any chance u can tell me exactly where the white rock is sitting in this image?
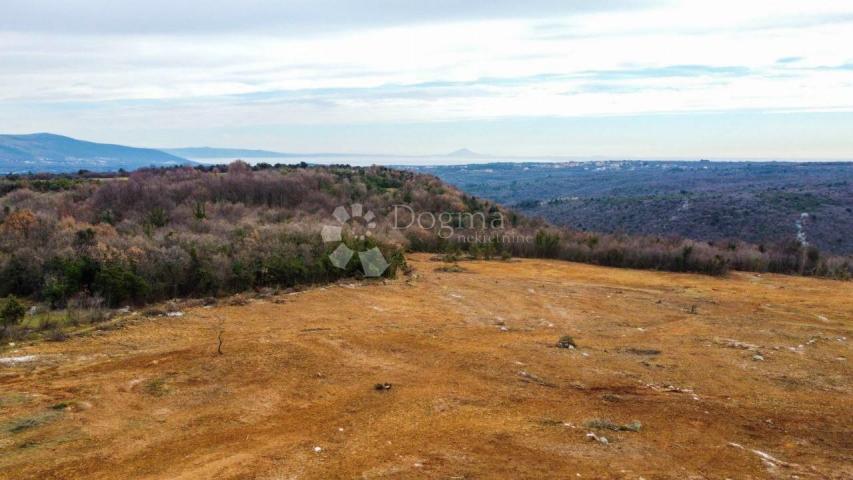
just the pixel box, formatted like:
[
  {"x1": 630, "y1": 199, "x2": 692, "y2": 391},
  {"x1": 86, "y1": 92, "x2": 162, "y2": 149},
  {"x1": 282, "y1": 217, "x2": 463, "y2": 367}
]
[{"x1": 0, "y1": 355, "x2": 37, "y2": 364}]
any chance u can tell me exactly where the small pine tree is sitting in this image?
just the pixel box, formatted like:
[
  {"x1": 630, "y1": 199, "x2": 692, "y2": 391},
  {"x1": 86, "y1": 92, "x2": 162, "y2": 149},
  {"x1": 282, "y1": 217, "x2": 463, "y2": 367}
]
[
  {"x1": 193, "y1": 201, "x2": 206, "y2": 220},
  {"x1": 534, "y1": 230, "x2": 560, "y2": 258},
  {"x1": 145, "y1": 207, "x2": 169, "y2": 228}
]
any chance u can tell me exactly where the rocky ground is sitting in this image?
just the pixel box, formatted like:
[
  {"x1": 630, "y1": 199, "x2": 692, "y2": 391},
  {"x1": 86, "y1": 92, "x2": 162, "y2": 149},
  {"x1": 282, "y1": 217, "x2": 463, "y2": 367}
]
[{"x1": 0, "y1": 254, "x2": 850, "y2": 479}]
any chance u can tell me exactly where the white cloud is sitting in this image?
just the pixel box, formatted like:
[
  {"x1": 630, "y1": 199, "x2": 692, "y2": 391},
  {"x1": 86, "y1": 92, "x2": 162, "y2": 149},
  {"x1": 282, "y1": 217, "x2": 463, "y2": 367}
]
[
  {"x1": 0, "y1": 0, "x2": 851, "y2": 155},
  {"x1": 0, "y1": 0, "x2": 648, "y2": 34}
]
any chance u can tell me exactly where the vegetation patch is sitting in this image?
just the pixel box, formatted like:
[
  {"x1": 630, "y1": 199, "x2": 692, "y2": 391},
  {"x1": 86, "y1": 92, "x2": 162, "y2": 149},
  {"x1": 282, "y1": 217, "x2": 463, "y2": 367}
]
[
  {"x1": 584, "y1": 418, "x2": 642, "y2": 432},
  {"x1": 536, "y1": 418, "x2": 566, "y2": 427},
  {"x1": 4, "y1": 411, "x2": 61, "y2": 434},
  {"x1": 435, "y1": 264, "x2": 467, "y2": 273},
  {"x1": 556, "y1": 335, "x2": 577, "y2": 349},
  {"x1": 621, "y1": 347, "x2": 661, "y2": 356},
  {"x1": 0, "y1": 393, "x2": 30, "y2": 408},
  {"x1": 143, "y1": 377, "x2": 171, "y2": 397}
]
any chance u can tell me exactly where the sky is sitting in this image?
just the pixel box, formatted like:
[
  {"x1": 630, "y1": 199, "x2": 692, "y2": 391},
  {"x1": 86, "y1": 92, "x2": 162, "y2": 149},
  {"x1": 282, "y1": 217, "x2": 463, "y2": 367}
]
[{"x1": 1, "y1": 0, "x2": 852, "y2": 159}]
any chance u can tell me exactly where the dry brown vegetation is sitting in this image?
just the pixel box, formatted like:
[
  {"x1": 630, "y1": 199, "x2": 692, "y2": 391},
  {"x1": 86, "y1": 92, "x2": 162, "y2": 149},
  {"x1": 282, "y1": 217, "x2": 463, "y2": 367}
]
[
  {"x1": 1, "y1": 163, "x2": 847, "y2": 313},
  {"x1": 1, "y1": 254, "x2": 850, "y2": 479}
]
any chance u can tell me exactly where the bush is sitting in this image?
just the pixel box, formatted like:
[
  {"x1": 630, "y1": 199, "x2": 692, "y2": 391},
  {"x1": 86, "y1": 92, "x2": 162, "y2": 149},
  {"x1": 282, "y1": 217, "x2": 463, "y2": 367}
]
[
  {"x1": 0, "y1": 251, "x2": 44, "y2": 297},
  {"x1": 94, "y1": 263, "x2": 149, "y2": 307},
  {"x1": 1, "y1": 296, "x2": 26, "y2": 330},
  {"x1": 534, "y1": 230, "x2": 560, "y2": 258}
]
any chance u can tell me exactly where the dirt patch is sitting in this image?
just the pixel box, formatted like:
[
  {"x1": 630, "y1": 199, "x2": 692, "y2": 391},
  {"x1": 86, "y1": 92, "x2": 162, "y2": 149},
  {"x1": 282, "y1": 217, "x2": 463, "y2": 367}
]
[{"x1": 0, "y1": 254, "x2": 850, "y2": 479}]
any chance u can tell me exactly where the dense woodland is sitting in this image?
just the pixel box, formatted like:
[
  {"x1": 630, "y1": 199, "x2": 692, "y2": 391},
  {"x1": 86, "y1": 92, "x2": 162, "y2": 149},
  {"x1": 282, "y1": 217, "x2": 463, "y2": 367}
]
[
  {"x1": 0, "y1": 162, "x2": 850, "y2": 338},
  {"x1": 413, "y1": 161, "x2": 853, "y2": 255}
]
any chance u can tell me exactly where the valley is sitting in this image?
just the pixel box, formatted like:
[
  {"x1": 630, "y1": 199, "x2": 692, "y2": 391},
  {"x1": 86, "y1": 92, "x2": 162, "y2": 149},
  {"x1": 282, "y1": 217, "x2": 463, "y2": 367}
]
[{"x1": 413, "y1": 161, "x2": 853, "y2": 255}]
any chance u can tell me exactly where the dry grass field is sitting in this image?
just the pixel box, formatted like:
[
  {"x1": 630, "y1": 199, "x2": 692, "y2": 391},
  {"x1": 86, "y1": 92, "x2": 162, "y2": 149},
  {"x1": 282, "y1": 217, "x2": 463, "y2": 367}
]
[{"x1": 1, "y1": 254, "x2": 851, "y2": 479}]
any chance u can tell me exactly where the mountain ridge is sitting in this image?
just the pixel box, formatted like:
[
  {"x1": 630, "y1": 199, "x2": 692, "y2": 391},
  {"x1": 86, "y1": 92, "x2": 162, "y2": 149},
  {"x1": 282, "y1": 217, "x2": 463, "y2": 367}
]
[
  {"x1": 0, "y1": 133, "x2": 192, "y2": 173},
  {"x1": 166, "y1": 146, "x2": 492, "y2": 160},
  {"x1": 164, "y1": 147, "x2": 302, "y2": 158}
]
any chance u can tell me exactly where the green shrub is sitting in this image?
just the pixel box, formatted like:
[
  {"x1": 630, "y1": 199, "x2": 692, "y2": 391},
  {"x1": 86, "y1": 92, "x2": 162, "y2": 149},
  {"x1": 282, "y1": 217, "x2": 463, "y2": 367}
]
[
  {"x1": 94, "y1": 263, "x2": 149, "y2": 307},
  {"x1": 1, "y1": 296, "x2": 26, "y2": 329},
  {"x1": 534, "y1": 230, "x2": 560, "y2": 258},
  {"x1": 145, "y1": 207, "x2": 169, "y2": 228},
  {"x1": 0, "y1": 253, "x2": 43, "y2": 297}
]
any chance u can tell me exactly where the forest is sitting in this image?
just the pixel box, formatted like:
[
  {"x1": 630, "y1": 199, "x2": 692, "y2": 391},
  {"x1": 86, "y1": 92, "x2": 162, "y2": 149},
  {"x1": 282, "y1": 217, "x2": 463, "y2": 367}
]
[{"x1": 414, "y1": 161, "x2": 853, "y2": 255}]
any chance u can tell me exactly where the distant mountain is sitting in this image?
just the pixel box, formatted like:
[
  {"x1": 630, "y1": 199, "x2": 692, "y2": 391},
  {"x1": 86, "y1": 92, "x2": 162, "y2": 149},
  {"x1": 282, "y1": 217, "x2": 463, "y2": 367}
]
[
  {"x1": 445, "y1": 148, "x2": 486, "y2": 158},
  {"x1": 165, "y1": 147, "x2": 397, "y2": 160},
  {"x1": 166, "y1": 146, "x2": 494, "y2": 161},
  {"x1": 0, "y1": 133, "x2": 192, "y2": 173},
  {"x1": 163, "y1": 147, "x2": 290, "y2": 158}
]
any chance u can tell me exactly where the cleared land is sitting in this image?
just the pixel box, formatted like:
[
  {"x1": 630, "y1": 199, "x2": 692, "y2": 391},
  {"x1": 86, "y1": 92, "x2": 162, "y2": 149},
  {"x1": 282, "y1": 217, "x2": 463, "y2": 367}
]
[{"x1": 1, "y1": 254, "x2": 851, "y2": 479}]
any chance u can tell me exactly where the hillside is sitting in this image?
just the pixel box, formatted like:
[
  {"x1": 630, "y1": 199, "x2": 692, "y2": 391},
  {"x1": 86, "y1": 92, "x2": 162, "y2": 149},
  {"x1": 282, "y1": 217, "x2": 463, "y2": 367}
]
[
  {"x1": 1, "y1": 255, "x2": 850, "y2": 478},
  {"x1": 0, "y1": 163, "x2": 849, "y2": 320},
  {"x1": 0, "y1": 134, "x2": 191, "y2": 173},
  {"x1": 412, "y1": 161, "x2": 853, "y2": 255}
]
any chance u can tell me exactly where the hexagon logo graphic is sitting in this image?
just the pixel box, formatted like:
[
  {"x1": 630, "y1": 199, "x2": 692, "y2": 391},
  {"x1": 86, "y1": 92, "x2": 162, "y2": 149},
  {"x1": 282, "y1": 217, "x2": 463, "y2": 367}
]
[{"x1": 321, "y1": 203, "x2": 389, "y2": 277}]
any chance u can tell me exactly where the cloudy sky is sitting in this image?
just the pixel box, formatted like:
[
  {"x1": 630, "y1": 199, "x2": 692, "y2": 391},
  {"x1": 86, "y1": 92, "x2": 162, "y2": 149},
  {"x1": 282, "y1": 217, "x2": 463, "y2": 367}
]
[{"x1": 1, "y1": 0, "x2": 852, "y2": 159}]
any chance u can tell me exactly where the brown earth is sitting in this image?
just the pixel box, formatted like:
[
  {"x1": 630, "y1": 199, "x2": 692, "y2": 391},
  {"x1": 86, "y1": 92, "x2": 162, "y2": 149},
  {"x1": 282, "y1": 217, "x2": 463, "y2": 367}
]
[{"x1": 1, "y1": 254, "x2": 851, "y2": 479}]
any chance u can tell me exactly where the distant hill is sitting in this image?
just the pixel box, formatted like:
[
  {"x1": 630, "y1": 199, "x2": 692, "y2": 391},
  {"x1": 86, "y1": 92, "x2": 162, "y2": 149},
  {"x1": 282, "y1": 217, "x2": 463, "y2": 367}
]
[
  {"x1": 445, "y1": 148, "x2": 486, "y2": 158},
  {"x1": 0, "y1": 133, "x2": 192, "y2": 173}
]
